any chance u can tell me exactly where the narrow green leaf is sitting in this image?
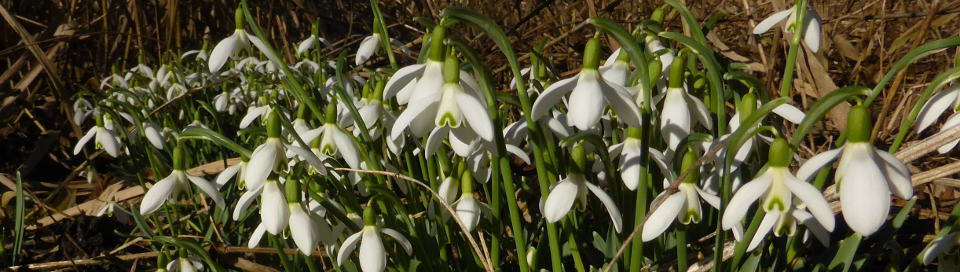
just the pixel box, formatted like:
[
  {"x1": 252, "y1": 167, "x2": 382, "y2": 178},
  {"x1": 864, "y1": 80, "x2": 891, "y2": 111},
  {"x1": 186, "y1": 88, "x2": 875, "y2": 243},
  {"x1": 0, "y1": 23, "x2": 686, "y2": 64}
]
[
  {"x1": 726, "y1": 97, "x2": 790, "y2": 167},
  {"x1": 664, "y1": 0, "x2": 709, "y2": 47},
  {"x1": 893, "y1": 197, "x2": 917, "y2": 229},
  {"x1": 828, "y1": 234, "x2": 863, "y2": 272},
  {"x1": 180, "y1": 127, "x2": 252, "y2": 158},
  {"x1": 12, "y1": 172, "x2": 25, "y2": 265},
  {"x1": 866, "y1": 37, "x2": 960, "y2": 106},
  {"x1": 790, "y1": 87, "x2": 871, "y2": 148}
]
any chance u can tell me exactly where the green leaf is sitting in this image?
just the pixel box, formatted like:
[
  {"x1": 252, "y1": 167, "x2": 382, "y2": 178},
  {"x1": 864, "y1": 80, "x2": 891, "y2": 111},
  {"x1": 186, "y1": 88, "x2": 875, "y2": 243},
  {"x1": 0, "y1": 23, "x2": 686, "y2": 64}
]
[
  {"x1": 726, "y1": 97, "x2": 790, "y2": 167},
  {"x1": 893, "y1": 197, "x2": 917, "y2": 229},
  {"x1": 664, "y1": 0, "x2": 709, "y2": 47},
  {"x1": 179, "y1": 127, "x2": 252, "y2": 158},
  {"x1": 739, "y1": 251, "x2": 762, "y2": 272},
  {"x1": 889, "y1": 67, "x2": 960, "y2": 152},
  {"x1": 790, "y1": 87, "x2": 871, "y2": 148},
  {"x1": 828, "y1": 234, "x2": 863, "y2": 272},
  {"x1": 866, "y1": 37, "x2": 960, "y2": 106},
  {"x1": 12, "y1": 172, "x2": 24, "y2": 265},
  {"x1": 587, "y1": 18, "x2": 652, "y2": 111}
]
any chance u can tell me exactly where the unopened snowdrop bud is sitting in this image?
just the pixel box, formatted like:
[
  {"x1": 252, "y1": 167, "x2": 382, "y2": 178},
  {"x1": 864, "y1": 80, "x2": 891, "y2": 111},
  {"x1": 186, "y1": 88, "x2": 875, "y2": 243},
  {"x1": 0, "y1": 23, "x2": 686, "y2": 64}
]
[
  {"x1": 583, "y1": 37, "x2": 602, "y2": 70},
  {"x1": 443, "y1": 51, "x2": 460, "y2": 84},
  {"x1": 668, "y1": 53, "x2": 685, "y2": 89},
  {"x1": 454, "y1": 173, "x2": 482, "y2": 232},
  {"x1": 234, "y1": 7, "x2": 244, "y2": 30},
  {"x1": 428, "y1": 26, "x2": 447, "y2": 62}
]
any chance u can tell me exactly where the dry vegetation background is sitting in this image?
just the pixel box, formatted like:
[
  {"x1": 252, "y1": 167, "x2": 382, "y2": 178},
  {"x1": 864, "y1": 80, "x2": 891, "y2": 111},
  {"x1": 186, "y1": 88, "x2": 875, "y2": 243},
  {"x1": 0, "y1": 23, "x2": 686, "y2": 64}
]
[{"x1": 2, "y1": 0, "x2": 960, "y2": 269}]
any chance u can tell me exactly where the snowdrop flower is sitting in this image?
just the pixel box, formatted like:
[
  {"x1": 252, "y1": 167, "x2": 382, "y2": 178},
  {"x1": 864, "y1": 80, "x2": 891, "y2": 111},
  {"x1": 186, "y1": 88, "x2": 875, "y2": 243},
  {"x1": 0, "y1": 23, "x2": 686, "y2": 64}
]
[
  {"x1": 922, "y1": 232, "x2": 960, "y2": 269},
  {"x1": 796, "y1": 105, "x2": 913, "y2": 236},
  {"x1": 143, "y1": 122, "x2": 166, "y2": 149},
  {"x1": 72, "y1": 98, "x2": 94, "y2": 125},
  {"x1": 722, "y1": 138, "x2": 834, "y2": 251},
  {"x1": 382, "y1": 26, "x2": 447, "y2": 110},
  {"x1": 543, "y1": 144, "x2": 623, "y2": 233},
  {"x1": 726, "y1": 92, "x2": 805, "y2": 167},
  {"x1": 208, "y1": 8, "x2": 279, "y2": 73},
  {"x1": 314, "y1": 101, "x2": 361, "y2": 171},
  {"x1": 607, "y1": 127, "x2": 645, "y2": 190},
  {"x1": 642, "y1": 150, "x2": 721, "y2": 241},
  {"x1": 753, "y1": 4, "x2": 822, "y2": 52},
  {"x1": 245, "y1": 111, "x2": 326, "y2": 192},
  {"x1": 214, "y1": 159, "x2": 246, "y2": 189},
  {"x1": 915, "y1": 82, "x2": 960, "y2": 153},
  {"x1": 355, "y1": 33, "x2": 382, "y2": 66},
  {"x1": 140, "y1": 144, "x2": 225, "y2": 215},
  {"x1": 531, "y1": 37, "x2": 642, "y2": 130},
  {"x1": 337, "y1": 206, "x2": 413, "y2": 272},
  {"x1": 74, "y1": 114, "x2": 122, "y2": 157},
  {"x1": 297, "y1": 24, "x2": 331, "y2": 56},
  {"x1": 660, "y1": 53, "x2": 712, "y2": 152},
  {"x1": 284, "y1": 180, "x2": 324, "y2": 255},
  {"x1": 400, "y1": 53, "x2": 494, "y2": 158},
  {"x1": 213, "y1": 91, "x2": 230, "y2": 112},
  {"x1": 165, "y1": 255, "x2": 203, "y2": 272},
  {"x1": 599, "y1": 48, "x2": 630, "y2": 87}
]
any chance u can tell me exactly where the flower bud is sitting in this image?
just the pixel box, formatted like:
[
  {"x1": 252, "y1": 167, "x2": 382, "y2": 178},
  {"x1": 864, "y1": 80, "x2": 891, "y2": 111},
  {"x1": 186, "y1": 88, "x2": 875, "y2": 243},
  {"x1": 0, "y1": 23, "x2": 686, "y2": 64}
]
[
  {"x1": 234, "y1": 7, "x2": 244, "y2": 30},
  {"x1": 681, "y1": 149, "x2": 699, "y2": 184},
  {"x1": 443, "y1": 52, "x2": 460, "y2": 84},
  {"x1": 285, "y1": 179, "x2": 301, "y2": 203},
  {"x1": 266, "y1": 110, "x2": 281, "y2": 138},
  {"x1": 324, "y1": 99, "x2": 338, "y2": 124},
  {"x1": 363, "y1": 205, "x2": 377, "y2": 226}
]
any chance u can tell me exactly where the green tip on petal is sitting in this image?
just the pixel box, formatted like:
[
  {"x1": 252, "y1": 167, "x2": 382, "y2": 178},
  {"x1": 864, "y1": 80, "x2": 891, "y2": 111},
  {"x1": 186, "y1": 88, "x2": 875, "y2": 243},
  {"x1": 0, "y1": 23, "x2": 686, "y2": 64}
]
[
  {"x1": 846, "y1": 105, "x2": 873, "y2": 143},
  {"x1": 681, "y1": 149, "x2": 699, "y2": 184},
  {"x1": 428, "y1": 26, "x2": 447, "y2": 62},
  {"x1": 768, "y1": 137, "x2": 792, "y2": 168},
  {"x1": 363, "y1": 204, "x2": 377, "y2": 226},
  {"x1": 266, "y1": 110, "x2": 281, "y2": 138},
  {"x1": 627, "y1": 127, "x2": 643, "y2": 139},
  {"x1": 583, "y1": 37, "x2": 602, "y2": 70},
  {"x1": 324, "y1": 100, "x2": 338, "y2": 124},
  {"x1": 443, "y1": 52, "x2": 460, "y2": 84},
  {"x1": 669, "y1": 53, "x2": 686, "y2": 88}
]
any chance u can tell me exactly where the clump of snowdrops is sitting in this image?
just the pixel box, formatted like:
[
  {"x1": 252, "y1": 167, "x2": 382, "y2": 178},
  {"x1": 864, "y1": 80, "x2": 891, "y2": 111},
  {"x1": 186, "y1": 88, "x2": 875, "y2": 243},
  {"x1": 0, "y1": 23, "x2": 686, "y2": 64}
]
[{"x1": 72, "y1": 0, "x2": 960, "y2": 271}]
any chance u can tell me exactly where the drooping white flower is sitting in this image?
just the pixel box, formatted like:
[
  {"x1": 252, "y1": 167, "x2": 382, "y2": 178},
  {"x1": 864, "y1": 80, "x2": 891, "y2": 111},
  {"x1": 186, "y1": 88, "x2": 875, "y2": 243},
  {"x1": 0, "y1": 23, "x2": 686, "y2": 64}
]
[
  {"x1": 753, "y1": 4, "x2": 822, "y2": 52},
  {"x1": 313, "y1": 104, "x2": 362, "y2": 171},
  {"x1": 531, "y1": 38, "x2": 642, "y2": 130},
  {"x1": 796, "y1": 105, "x2": 913, "y2": 236},
  {"x1": 208, "y1": 9, "x2": 280, "y2": 74},
  {"x1": 607, "y1": 127, "x2": 645, "y2": 190},
  {"x1": 337, "y1": 207, "x2": 413, "y2": 272},
  {"x1": 641, "y1": 150, "x2": 728, "y2": 241},
  {"x1": 355, "y1": 34, "x2": 381, "y2": 66},
  {"x1": 599, "y1": 48, "x2": 630, "y2": 88},
  {"x1": 143, "y1": 122, "x2": 166, "y2": 149},
  {"x1": 722, "y1": 138, "x2": 834, "y2": 251},
  {"x1": 297, "y1": 34, "x2": 330, "y2": 56},
  {"x1": 915, "y1": 82, "x2": 960, "y2": 153},
  {"x1": 140, "y1": 145, "x2": 225, "y2": 215},
  {"x1": 74, "y1": 115, "x2": 122, "y2": 158},
  {"x1": 542, "y1": 145, "x2": 623, "y2": 233},
  {"x1": 921, "y1": 232, "x2": 960, "y2": 268},
  {"x1": 165, "y1": 255, "x2": 203, "y2": 272},
  {"x1": 659, "y1": 53, "x2": 712, "y2": 152}
]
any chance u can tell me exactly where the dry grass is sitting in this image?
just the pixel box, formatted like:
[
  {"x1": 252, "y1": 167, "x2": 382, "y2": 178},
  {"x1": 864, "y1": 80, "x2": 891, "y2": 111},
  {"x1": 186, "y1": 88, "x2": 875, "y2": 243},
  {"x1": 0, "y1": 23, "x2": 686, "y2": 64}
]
[{"x1": 2, "y1": 0, "x2": 960, "y2": 269}]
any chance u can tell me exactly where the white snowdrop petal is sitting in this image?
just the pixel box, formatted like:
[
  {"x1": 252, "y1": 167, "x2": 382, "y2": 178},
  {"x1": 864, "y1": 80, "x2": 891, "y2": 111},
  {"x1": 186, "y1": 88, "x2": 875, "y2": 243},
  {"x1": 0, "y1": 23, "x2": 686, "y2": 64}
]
[
  {"x1": 337, "y1": 232, "x2": 363, "y2": 266},
  {"x1": 748, "y1": 211, "x2": 780, "y2": 252},
  {"x1": 783, "y1": 174, "x2": 834, "y2": 231},
  {"x1": 140, "y1": 173, "x2": 180, "y2": 215},
  {"x1": 753, "y1": 8, "x2": 794, "y2": 35},
  {"x1": 359, "y1": 228, "x2": 387, "y2": 272},
  {"x1": 531, "y1": 76, "x2": 577, "y2": 120},
  {"x1": 722, "y1": 173, "x2": 772, "y2": 230},
  {"x1": 186, "y1": 175, "x2": 225, "y2": 209},
  {"x1": 796, "y1": 147, "x2": 843, "y2": 182},
  {"x1": 585, "y1": 182, "x2": 623, "y2": 233},
  {"x1": 382, "y1": 228, "x2": 414, "y2": 254},
  {"x1": 543, "y1": 179, "x2": 579, "y2": 223},
  {"x1": 916, "y1": 86, "x2": 959, "y2": 133},
  {"x1": 641, "y1": 192, "x2": 685, "y2": 241}
]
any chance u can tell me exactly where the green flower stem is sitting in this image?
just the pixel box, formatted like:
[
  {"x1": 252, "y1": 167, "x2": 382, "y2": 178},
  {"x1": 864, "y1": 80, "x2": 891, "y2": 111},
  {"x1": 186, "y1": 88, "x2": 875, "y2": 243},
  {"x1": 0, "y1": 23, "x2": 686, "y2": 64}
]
[
  {"x1": 368, "y1": 0, "x2": 398, "y2": 69},
  {"x1": 778, "y1": 0, "x2": 808, "y2": 98},
  {"x1": 565, "y1": 218, "x2": 587, "y2": 272},
  {"x1": 730, "y1": 209, "x2": 765, "y2": 268},
  {"x1": 676, "y1": 225, "x2": 688, "y2": 271},
  {"x1": 269, "y1": 234, "x2": 294, "y2": 272}
]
